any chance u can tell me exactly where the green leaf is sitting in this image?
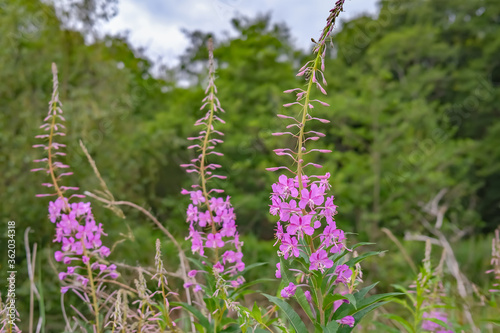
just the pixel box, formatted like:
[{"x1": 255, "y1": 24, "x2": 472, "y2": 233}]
[
  {"x1": 230, "y1": 278, "x2": 275, "y2": 299},
  {"x1": 263, "y1": 294, "x2": 308, "y2": 333},
  {"x1": 350, "y1": 242, "x2": 375, "y2": 250},
  {"x1": 484, "y1": 318, "x2": 500, "y2": 326},
  {"x1": 220, "y1": 324, "x2": 242, "y2": 333},
  {"x1": 356, "y1": 292, "x2": 402, "y2": 309},
  {"x1": 334, "y1": 292, "x2": 400, "y2": 320},
  {"x1": 344, "y1": 251, "x2": 385, "y2": 267},
  {"x1": 423, "y1": 317, "x2": 452, "y2": 331},
  {"x1": 371, "y1": 321, "x2": 402, "y2": 333},
  {"x1": 355, "y1": 282, "x2": 378, "y2": 300},
  {"x1": 252, "y1": 302, "x2": 262, "y2": 322},
  {"x1": 279, "y1": 257, "x2": 314, "y2": 320},
  {"x1": 236, "y1": 262, "x2": 268, "y2": 277},
  {"x1": 323, "y1": 293, "x2": 351, "y2": 309},
  {"x1": 383, "y1": 314, "x2": 414, "y2": 333},
  {"x1": 344, "y1": 293, "x2": 357, "y2": 309},
  {"x1": 337, "y1": 301, "x2": 390, "y2": 333},
  {"x1": 322, "y1": 320, "x2": 340, "y2": 333},
  {"x1": 171, "y1": 302, "x2": 212, "y2": 332}
]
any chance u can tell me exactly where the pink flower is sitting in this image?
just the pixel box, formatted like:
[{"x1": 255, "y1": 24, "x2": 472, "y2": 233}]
[
  {"x1": 309, "y1": 249, "x2": 333, "y2": 272},
  {"x1": 299, "y1": 184, "x2": 325, "y2": 210},
  {"x1": 206, "y1": 233, "x2": 224, "y2": 248},
  {"x1": 220, "y1": 220, "x2": 236, "y2": 237},
  {"x1": 213, "y1": 262, "x2": 224, "y2": 273},
  {"x1": 100, "y1": 246, "x2": 111, "y2": 257},
  {"x1": 54, "y1": 251, "x2": 64, "y2": 262},
  {"x1": 222, "y1": 250, "x2": 243, "y2": 264},
  {"x1": 279, "y1": 199, "x2": 298, "y2": 222},
  {"x1": 187, "y1": 204, "x2": 198, "y2": 223},
  {"x1": 279, "y1": 234, "x2": 300, "y2": 259},
  {"x1": 335, "y1": 264, "x2": 352, "y2": 284},
  {"x1": 337, "y1": 315, "x2": 354, "y2": 327},
  {"x1": 287, "y1": 214, "x2": 315, "y2": 237},
  {"x1": 198, "y1": 210, "x2": 211, "y2": 228},
  {"x1": 70, "y1": 202, "x2": 91, "y2": 217},
  {"x1": 274, "y1": 222, "x2": 285, "y2": 245},
  {"x1": 275, "y1": 263, "x2": 281, "y2": 278},
  {"x1": 189, "y1": 230, "x2": 205, "y2": 256},
  {"x1": 320, "y1": 196, "x2": 337, "y2": 223},
  {"x1": 269, "y1": 196, "x2": 282, "y2": 216},
  {"x1": 281, "y1": 282, "x2": 297, "y2": 298},
  {"x1": 190, "y1": 190, "x2": 205, "y2": 205},
  {"x1": 320, "y1": 222, "x2": 345, "y2": 251},
  {"x1": 273, "y1": 175, "x2": 299, "y2": 199}
]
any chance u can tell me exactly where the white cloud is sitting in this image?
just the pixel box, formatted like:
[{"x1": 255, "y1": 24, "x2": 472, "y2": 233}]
[{"x1": 102, "y1": 0, "x2": 379, "y2": 67}]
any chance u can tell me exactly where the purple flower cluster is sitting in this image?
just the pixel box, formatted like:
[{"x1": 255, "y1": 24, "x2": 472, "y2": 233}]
[
  {"x1": 183, "y1": 190, "x2": 245, "y2": 279},
  {"x1": 270, "y1": 173, "x2": 347, "y2": 273},
  {"x1": 50, "y1": 197, "x2": 118, "y2": 293},
  {"x1": 181, "y1": 39, "x2": 244, "y2": 285},
  {"x1": 33, "y1": 63, "x2": 118, "y2": 295}
]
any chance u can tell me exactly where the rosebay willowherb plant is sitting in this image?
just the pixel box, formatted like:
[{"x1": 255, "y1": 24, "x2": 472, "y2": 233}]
[
  {"x1": 382, "y1": 241, "x2": 455, "y2": 333},
  {"x1": 32, "y1": 63, "x2": 119, "y2": 332},
  {"x1": 180, "y1": 38, "x2": 245, "y2": 282},
  {"x1": 265, "y1": 1, "x2": 398, "y2": 331},
  {"x1": 174, "y1": 39, "x2": 273, "y2": 332}
]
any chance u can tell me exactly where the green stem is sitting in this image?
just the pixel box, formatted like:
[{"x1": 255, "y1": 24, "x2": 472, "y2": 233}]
[
  {"x1": 295, "y1": 49, "x2": 324, "y2": 255},
  {"x1": 199, "y1": 79, "x2": 219, "y2": 262},
  {"x1": 82, "y1": 244, "x2": 100, "y2": 332}
]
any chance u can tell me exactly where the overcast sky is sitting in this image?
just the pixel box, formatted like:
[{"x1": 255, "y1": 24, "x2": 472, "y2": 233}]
[{"x1": 102, "y1": 0, "x2": 379, "y2": 66}]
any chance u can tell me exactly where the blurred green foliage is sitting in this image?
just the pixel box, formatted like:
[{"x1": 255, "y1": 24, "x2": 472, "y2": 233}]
[{"x1": 1, "y1": 0, "x2": 499, "y2": 330}]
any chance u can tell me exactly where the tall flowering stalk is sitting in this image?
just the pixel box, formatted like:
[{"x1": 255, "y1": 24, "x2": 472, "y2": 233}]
[
  {"x1": 181, "y1": 38, "x2": 245, "y2": 287},
  {"x1": 387, "y1": 242, "x2": 454, "y2": 333},
  {"x1": 32, "y1": 64, "x2": 118, "y2": 332},
  {"x1": 266, "y1": 2, "x2": 395, "y2": 331}
]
